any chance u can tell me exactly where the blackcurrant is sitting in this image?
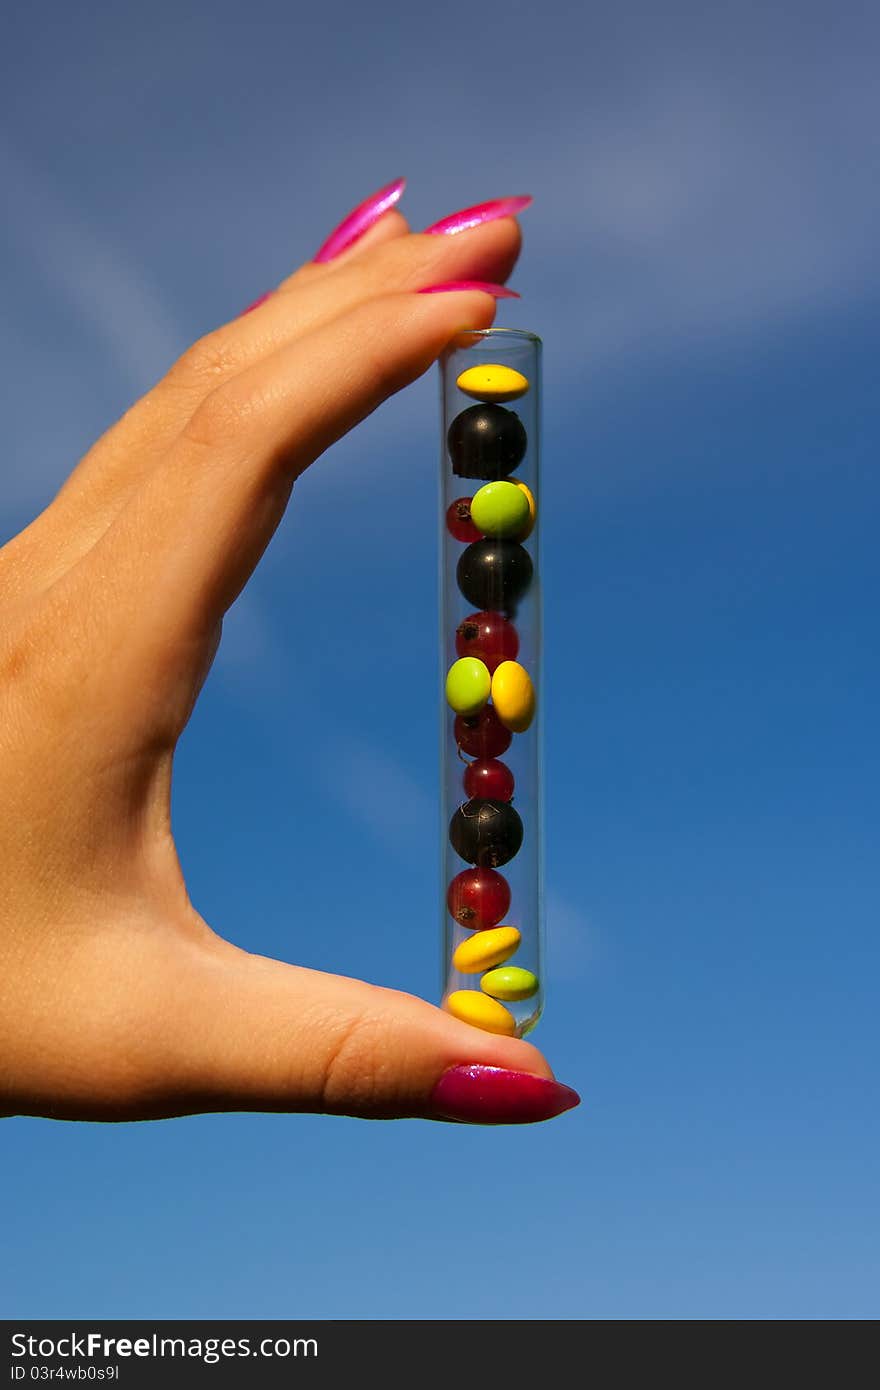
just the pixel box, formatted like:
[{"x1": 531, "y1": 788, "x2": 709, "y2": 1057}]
[
  {"x1": 457, "y1": 539, "x2": 533, "y2": 613},
  {"x1": 447, "y1": 404, "x2": 528, "y2": 480},
  {"x1": 449, "y1": 798, "x2": 524, "y2": 868}
]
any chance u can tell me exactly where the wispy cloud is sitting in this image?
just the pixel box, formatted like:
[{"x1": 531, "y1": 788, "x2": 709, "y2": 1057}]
[
  {"x1": 0, "y1": 136, "x2": 185, "y2": 520},
  {"x1": 315, "y1": 734, "x2": 434, "y2": 859},
  {"x1": 271, "y1": 46, "x2": 880, "y2": 503},
  {"x1": 545, "y1": 891, "x2": 599, "y2": 983},
  {"x1": 528, "y1": 66, "x2": 880, "y2": 374},
  {"x1": 5, "y1": 2, "x2": 878, "y2": 530},
  {"x1": 313, "y1": 730, "x2": 599, "y2": 978},
  {"x1": 213, "y1": 587, "x2": 286, "y2": 699},
  {"x1": 0, "y1": 137, "x2": 184, "y2": 387}
]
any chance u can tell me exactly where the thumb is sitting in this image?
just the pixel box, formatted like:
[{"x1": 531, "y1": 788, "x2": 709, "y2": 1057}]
[{"x1": 161, "y1": 941, "x2": 580, "y2": 1126}]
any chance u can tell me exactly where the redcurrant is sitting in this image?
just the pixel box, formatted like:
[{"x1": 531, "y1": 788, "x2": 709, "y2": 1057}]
[
  {"x1": 454, "y1": 705, "x2": 512, "y2": 759},
  {"x1": 464, "y1": 758, "x2": 515, "y2": 802},
  {"x1": 446, "y1": 867, "x2": 511, "y2": 930},
  {"x1": 445, "y1": 497, "x2": 483, "y2": 543},
  {"x1": 455, "y1": 610, "x2": 519, "y2": 673}
]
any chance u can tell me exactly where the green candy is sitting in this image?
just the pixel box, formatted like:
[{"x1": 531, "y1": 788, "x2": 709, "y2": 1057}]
[
  {"x1": 445, "y1": 657, "x2": 491, "y2": 716},
  {"x1": 470, "y1": 480, "x2": 531, "y2": 539},
  {"x1": 480, "y1": 965, "x2": 539, "y2": 1001}
]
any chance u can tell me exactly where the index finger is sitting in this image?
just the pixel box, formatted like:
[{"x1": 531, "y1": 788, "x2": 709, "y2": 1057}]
[{"x1": 65, "y1": 286, "x2": 499, "y2": 722}]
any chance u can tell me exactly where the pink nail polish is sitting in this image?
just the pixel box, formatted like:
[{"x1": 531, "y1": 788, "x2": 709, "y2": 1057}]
[
  {"x1": 423, "y1": 196, "x2": 533, "y2": 237},
  {"x1": 314, "y1": 177, "x2": 407, "y2": 263},
  {"x1": 430, "y1": 1064, "x2": 580, "y2": 1124},
  {"x1": 240, "y1": 291, "x2": 272, "y2": 316},
  {"x1": 418, "y1": 280, "x2": 520, "y2": 299}
]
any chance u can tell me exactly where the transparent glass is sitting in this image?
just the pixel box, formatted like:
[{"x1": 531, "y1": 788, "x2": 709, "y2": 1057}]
[{"x1": 438, "y1": 328, "x2": 543, "y2": 1038}]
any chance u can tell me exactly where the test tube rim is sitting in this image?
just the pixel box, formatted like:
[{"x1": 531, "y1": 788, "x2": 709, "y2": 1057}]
[{"x1": 446, "y1": 326, "x2": 543, "y2": 347}]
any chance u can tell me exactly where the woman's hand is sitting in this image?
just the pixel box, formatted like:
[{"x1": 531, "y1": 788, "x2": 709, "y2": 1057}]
[{"x1": 0, "y1": 182, "x2": 579, "y2": 1126}]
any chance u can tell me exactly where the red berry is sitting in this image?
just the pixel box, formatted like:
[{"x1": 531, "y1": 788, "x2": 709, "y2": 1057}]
[
  {"x1": 455, "y1": 610, "x2": 519, "y2": 673},
  {"x1": 447, "y1": 867, "x2": 511, "y2": 930},
  {"x1": 463, "y1": 757, "x2": 515, "y2": 802},
  {"x1": 446, "y1": 497, "x2": 483, "y2": 543},
  {"x1": 454, "y1": 705, "x2": 512, "y2": 759}
]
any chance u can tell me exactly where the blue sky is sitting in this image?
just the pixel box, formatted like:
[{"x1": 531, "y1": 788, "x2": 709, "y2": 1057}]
[{"x1": 2, "y1": 0, "x2": 878, "y2": 1319}]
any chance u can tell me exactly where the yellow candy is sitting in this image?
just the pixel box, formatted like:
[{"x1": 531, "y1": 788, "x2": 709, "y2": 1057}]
[
  {"x1": 456, "y1": 364, "x2": 530, "y2": 403},
  {"x1": 445, "y1": 989, "x2": 517, "y2": 1035},
  {"x1": 491, "y1": 660, "x2": 535, "y2": 732},
  {"x1": 514, "y1": 481, "x2": 536, "y2": 539},
  {"x1": 452, "y1": 925, "x2": 522, "y2": 975}
]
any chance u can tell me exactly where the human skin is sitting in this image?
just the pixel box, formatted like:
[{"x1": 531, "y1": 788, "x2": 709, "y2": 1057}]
[{"x1": 0, "y1": 200, "x2": 576, "y2": 1125}]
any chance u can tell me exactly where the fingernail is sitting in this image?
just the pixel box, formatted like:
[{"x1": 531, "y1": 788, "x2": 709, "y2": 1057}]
[
  {"x1": 430, "y1": 1064, "x2": 580, "y2": 1124},
  {"x1": 240, "y1": 291, "x2": 273, "y2": 316},
  {"x1": 314, "y1": 177, "x2": 407, "y2": 263},
  {"x1": 418, "y1": 280, "x2": 520, "y2": 299},
  {"x1": 423, "y1": 196, "x2": 533, "y2": 237}
]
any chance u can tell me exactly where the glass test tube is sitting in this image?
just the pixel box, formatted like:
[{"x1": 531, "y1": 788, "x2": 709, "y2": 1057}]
[{"x1": 438, "y1": 328, "x2": 543, "y2": 1038}]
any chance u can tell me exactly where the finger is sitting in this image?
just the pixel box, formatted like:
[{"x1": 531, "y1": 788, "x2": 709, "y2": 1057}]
[
  {"x1": 164, "y1": 946, "x2": 578, "y2": 1125},
  {"x1": 98, "y1": 215, "x2": 519, "y2": 482},
  {"x1": 164, "y1": 218, "x2": 520, "y2": 416},
  {"x1": 279, "y1": 205, "x2": 411, "y2": 283},
  {"x1": 58, "y1": 287, "x2": 499, "y2": 735},
  {"x1": 11, "y1": 923, "x2": 575, "y2": 1124},
  {"x1": 0, "y1": 209, "x2": 411, "y2": 604},
  {"x1": 11, "y1": 217, "x2": 521, "y2": 598}
]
